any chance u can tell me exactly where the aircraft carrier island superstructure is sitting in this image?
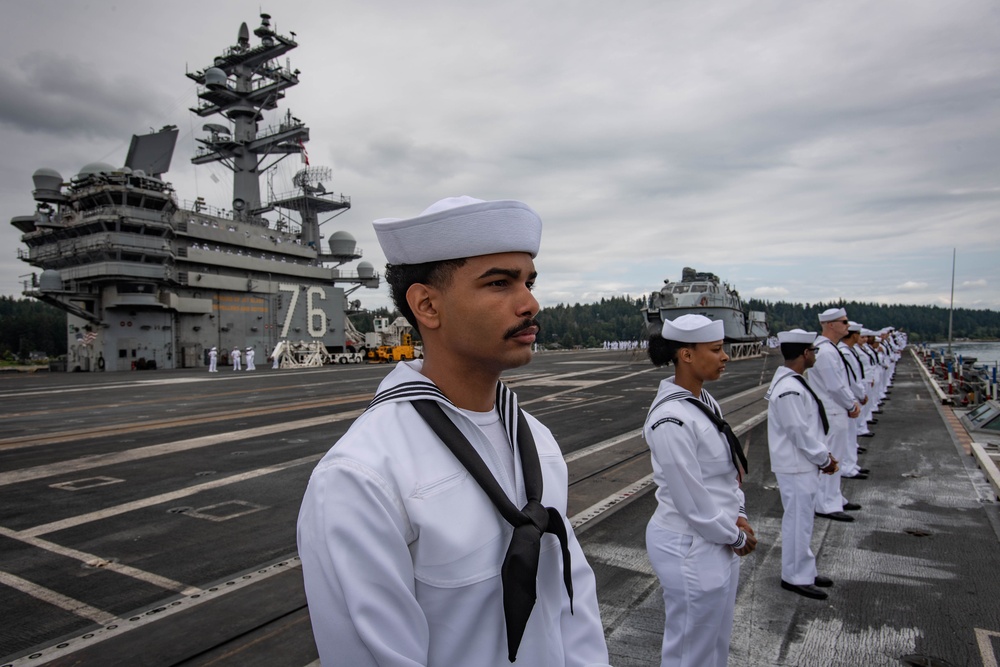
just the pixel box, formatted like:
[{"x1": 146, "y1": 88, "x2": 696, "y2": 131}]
[{"x1": 10, "y1": 13, "x2": 378, "y2": 372}]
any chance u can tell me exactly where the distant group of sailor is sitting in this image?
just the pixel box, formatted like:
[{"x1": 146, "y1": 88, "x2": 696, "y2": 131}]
[
  {"x1": 206, "y1": 345, "x2": 257, "y2": 372},
  {"x1": 766, "y1": 308, "x2": 905, "y2": 601},
  {"x1": 640, "y1": 307, "x2": 906, "y2": 666}
]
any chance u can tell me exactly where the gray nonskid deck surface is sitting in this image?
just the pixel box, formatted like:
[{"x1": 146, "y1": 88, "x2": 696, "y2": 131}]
[{"x1": 583, "y1": 354, "x2": 1000, "y2": 666}]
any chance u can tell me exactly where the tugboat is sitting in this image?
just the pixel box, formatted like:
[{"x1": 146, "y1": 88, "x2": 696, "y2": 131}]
[
  {"x1": 10, "y1": 13, "x2": 379, "y2": 371},
  {"x1": 642, "y1": 267, "x2": 768, "y2": 359}
]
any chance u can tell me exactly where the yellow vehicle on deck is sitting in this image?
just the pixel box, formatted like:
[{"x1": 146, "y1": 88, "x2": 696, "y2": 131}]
[{"x1": 364, "y1": 317, "x2": 422, "y2": 363}]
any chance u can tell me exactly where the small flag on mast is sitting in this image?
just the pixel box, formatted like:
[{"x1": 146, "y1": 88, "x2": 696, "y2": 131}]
[{"x1": 298, "y1": 138, "x2": 309, "y2": 166}]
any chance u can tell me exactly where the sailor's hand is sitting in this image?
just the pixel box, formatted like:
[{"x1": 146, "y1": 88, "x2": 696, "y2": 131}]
[
  {"x1": 733, "y1": 530, "x2": 757, "y2": 556},
  {"x1": 733, "y1": 518, "x2": 757, "y2": 556},
  {"x1": 820, "y1": 454, "x2": 839, "y2": 475},
  {"x1": 848, "y1": 403, "x2": 861, "y2": 418}
]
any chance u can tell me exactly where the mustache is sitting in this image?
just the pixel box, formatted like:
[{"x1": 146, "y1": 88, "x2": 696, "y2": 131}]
[{"x1": 504, "y1": 318, "x2": 541, "y2": 339}]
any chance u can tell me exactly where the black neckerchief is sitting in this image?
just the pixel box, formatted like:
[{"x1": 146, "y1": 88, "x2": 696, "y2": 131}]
[
  {"x1": 681, "y1": 397, "x2": 748, "y2": 483},
  {"x1": 791, "y1": 373, "x2": 830, "y2": 434},
  {"x1": 410, "y1": 399, "x2": 573, "y2": 663},
  {"x1": 819, "y1": 338, "x2": 856, "y2": 382},
  {"x1": 847, "y1": 346, "x2": 866, "y2": 379}
]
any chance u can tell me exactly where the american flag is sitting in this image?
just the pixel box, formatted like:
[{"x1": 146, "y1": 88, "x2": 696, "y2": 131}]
[{"x1": 75, "y1": 331, "x2": 98, "y2": 345}]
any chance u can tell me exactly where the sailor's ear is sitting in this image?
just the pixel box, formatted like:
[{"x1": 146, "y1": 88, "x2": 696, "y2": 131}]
[
  {"x1": 406, "y1": 283, "x2": 440, "y2": 330},
  {"x1": 678, "y1": 346, "x2": 693, "y2": 364}
]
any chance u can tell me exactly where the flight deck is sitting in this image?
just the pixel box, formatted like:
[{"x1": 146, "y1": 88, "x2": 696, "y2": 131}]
[{"x1": 1, "y1": 349, "x2": 998, "y2": 666}]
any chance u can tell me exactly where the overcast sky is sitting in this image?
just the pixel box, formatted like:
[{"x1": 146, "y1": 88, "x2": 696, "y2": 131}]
[{"x1": 2, "y1": 0, "x2": 999, "y2": 316}]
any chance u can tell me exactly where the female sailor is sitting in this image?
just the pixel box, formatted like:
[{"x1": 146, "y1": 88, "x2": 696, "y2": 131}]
[{"x1": 643, "y1": 314, "x2": 756, "y2": 667}]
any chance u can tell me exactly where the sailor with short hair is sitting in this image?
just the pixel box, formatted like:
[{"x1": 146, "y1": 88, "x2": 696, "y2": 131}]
[
  {"x1": 208, "y1": 346, "x2": 218, "y2": 373},
  {"x1": 231, "y1": 346, "x2": 242, "y2": 371},
  {"x1": 809, "y1": 308, "x2": 860, "y2": 522},
  {"x1": 766, "y1": 329, "x2": 839, "y2": 600},
  {"x1": 297, "y1": 196, "x2": 610, "y2": 667}
]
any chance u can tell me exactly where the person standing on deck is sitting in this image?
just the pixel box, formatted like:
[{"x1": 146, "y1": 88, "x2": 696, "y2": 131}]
[
  {"x1": 809, "y1": 308, "x2": 861, "y2": 522},
  {"x1": 643, "y1": 313, "x2": 755, "y2": 667},
  {"x1": 245, "y1": 346, "x2": 255, "y2": 371},
  {"x1": 766, "y1": 329, "x2": 840, "y2": 600},
  {"x1": 208, "y1": 346, "x2": 218, "y2": 372},
  {"x1": 838, "y1": 322, "x2": 870, "y2": 480},
  {"x1": 297, "y1": 196, "x2": 610, "y2": 667},
  {"x1": 231, "y1": 346, "x2": 242, "y2": 371}
]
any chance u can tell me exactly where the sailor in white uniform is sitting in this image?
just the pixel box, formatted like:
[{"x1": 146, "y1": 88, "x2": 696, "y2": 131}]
[
  {"x1": 837, "y1": 323, "x2": 869, "y2": 479},
  {"x1": 245, "y1": 346, "x2": 255, "y2": 371},
  {"x1": 809, "y1": 308, "x2": 860, "y2": 522},
  {"x1": 208, "y1": 346, "x2": 218, "y2": 372},
  {"x1": 298, "y1": 197, "x2": 609, "y2": 667},
  {"x1": 643, "y1": 314, "x2": 755, "y2": 667},
  {"x1": 766, "y1": 329, "x2": 840, "y2": 600},
  {"x1": 231, "y1": 346, "x2": 242, "y2": 371}
]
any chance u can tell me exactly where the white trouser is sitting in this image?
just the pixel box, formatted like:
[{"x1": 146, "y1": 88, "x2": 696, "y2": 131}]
[
  {"x1": 646, "y1": 521, "x2": 740, "y2": 667},
  {"x1": 776, "y1": 471, "x2": 820, "y2": 585},
  {"x1": 816, "y1": 412, "x2": 849, "y2": 513},
  {"x1": 841, "y1": 416, "x2": 860, "y2": 476}
]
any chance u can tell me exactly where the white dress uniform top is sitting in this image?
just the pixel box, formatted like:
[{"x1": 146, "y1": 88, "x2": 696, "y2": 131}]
[
  {"x1": 766, "y1": 335, "x2": 833, "y2": 585},
  {"x1": 808, "y1": 310, "x2": 856, "y2": 514},
  {"x1": 645, "y1": 379, "x2": 746, "y2": 667},
  {"x1": 298, "y1": 360, "x2": 610, "y2": 667},
  {"x1": 837, "y1": 338, "x2": 865, "y2": 476},
  {"x1": 643, "y1": 314, "x2": 747, "y2": 667}
]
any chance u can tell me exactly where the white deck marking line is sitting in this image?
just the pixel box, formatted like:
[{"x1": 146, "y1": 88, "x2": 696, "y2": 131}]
[
  {"x1": 4, "y1": 557, "x2": 301, "y2": 667},
  {"x1": 0, "y1": 570, "x2": 121, "y2": 626},
  {"x1": 0, "y1": 526, "x2": 197, "y2": 595},
  {"x1": 565, "y1": 430, "x2": 643, "y2": 463},
  {"x1": 568, "y1": 407, "x2": 767, "y2": 530},
  {"x1": 975, "y1": 628, "x2": 1000, "y2": 667},
  {"x1": 519, "y1": 368, "x2": 656, "y2": 407},
  {"x1": 570, "y1": 474, "x2": 655, "y2": 529},
  {"x1": 19, "y1": 454, "x2": 322, "y2": 538},
  {"x1": 0, "y1": 409, "x2": 361, "y2": 488}
]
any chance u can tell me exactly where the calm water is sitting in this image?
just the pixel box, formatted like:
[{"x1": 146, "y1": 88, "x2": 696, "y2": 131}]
[{"x1": 924, "y1": 341, "x2": 1000, "y2": 368}]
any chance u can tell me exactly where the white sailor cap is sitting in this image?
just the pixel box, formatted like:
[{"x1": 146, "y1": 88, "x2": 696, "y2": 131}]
[
  {"x1": 210, "y1": 347, "x2": 217, "y2": 351},
  {"x1": 246, "y1": 346, "x2": 252, "y2": 350},
  {"x1": 847, "y1": 321, "x2": 863, "y2": 332},
  {"x1": 861, "y1": 328, "x2": 877, "y2": 336},
  {"x1": 660, "y1": 314, "x2": 725, "y2": 343},
  {"x1": 818, "y1": 307, "x2": 847, "y2": 322},
  {"x1": 777, "y1": 328, "x2": 817, "y2": 344},
  {"x1": 373, "y1": 196, "x2": 542, "y2": 265}
]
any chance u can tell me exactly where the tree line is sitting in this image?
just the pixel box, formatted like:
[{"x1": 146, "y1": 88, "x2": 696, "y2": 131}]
[{"x1": 2, "y1": 294, "x2": 998, "y2": 358}]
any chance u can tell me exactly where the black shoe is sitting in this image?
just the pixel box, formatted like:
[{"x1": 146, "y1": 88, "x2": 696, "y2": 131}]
[
  {"x1": 868, "y1": 419, "x2": 879, "y2": 424},
  {"x1": 816, "y1": 511, "x2": 855, "y2": 522},
  {"x1": 857, "y1": 468, "x2": 870, "y2": 474},
  {"x1": 781, "y1": 580, "x2": 829, "y2": 600},
  {"x1": 859, "y1": 432, "x2": 875, "y2": 438},
  {"x1": 843, "y1": 472, "x2": 869, "y2": 480},
  {"x1": 843, "y1": 502, "x2": 862, "y2": 511},
  {"x1": 814, "y1": 576, "x2": 834, "y2": 588},
  {"x1": 873, "y1": 410, "x2": 883, "y2": 414},
  {"x1": 857, "y1": 447, "x2": 867, "y2": 454}
]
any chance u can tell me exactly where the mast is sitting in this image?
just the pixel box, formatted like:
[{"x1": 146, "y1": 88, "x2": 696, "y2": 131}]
[
  {"x1": 187, "y1": 13, "x2": 306, "y2": 220},
  {"x1": 947, "y1": 248, "x2": 956, "y2": 355}
]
